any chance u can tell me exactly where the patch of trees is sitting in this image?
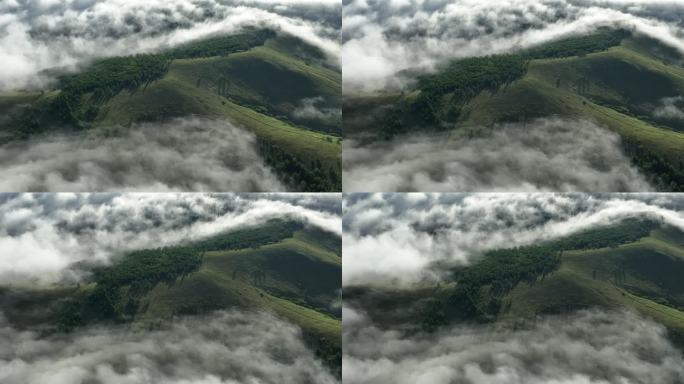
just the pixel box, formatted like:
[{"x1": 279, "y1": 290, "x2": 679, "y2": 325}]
[
  {"x1": 193, "y1": 219, "x2": 302, "y2": 252},
  {"x1": 523, "y1": 28, "x2": 629, "y2": 60},
  {"x1": 27, "y1": 29, "x2": 276, "y2": 131},
  {"x1": 380, "y1": 29, "x2": 629, "y2": 138},
  {"x1": 166, "y1": 28, "x2": 275, "y2": 59},
  {"x1": 85, "y1": 246, "x2": 203, "y2": 321},
  {"x1": 414, "y1": 55, "x2": 528, "y2": 125},
  {"x1": 622, "y1": 138, "x2": 684, "y2": 192},
  {"x1": 256, "y1": 138, "x2": 341, "y2": 192},
  {"x1": 443, "y1": 245, "x2": 562, "y2": 323},
  {"x1": 555, "y1": 218, "x2": 659, "y2": 250}
]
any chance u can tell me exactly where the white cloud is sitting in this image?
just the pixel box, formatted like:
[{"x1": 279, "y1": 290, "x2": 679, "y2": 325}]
[
  {"x1": 343, "y1": 307, "x2": 684, "y2": 384},
  {"x1": 342, "y1": 0, "x2": 684, "y2": 92},
  {"x1": 0, "y1": 309, "x2": 339, "y2": 384},
  {"x1": 0, "y1": 118, "x2": 285, "y2": 192},
  {"x1": 654, "y1": 96, "x2": 684, "y2": 121},
  {"x1": 343, "y1": 118, "x2": 653, "y2": 193},
  {"x1": 343, "y1": 193, "x2": 684, "y2": 286},
  {"x1": 0, "y1": 0, "x2": 340, "y2": 90},
  {"x1": 0, "y1": 193, "x2": 341, "y2": 286}
]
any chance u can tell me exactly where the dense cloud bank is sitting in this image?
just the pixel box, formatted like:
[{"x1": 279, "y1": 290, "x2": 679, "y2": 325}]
[
  {"x1": 343, "y1": 306, "x2": 684, "y2": 384},
  {"x1": 0, "y1": 0, "x2": 340, "y2": 90},
  {"x1": 0, "y1": 118, "x2": 284, "y2": 192},
  {"x1": 342, "y1": 0, "x2": 684, "y2": 91},
  {"x1": 0, "y1": 193, "x2": 341, "y2": 285},
  {"x1": 0, "y1": 309, "x2": 338, "y2": 384},
  {"x1": 343, "y1": 193, "x2": 684, "y2": 285},
  {"x1": 343, "y1": 118, "x2": 652, "y2": 193}
]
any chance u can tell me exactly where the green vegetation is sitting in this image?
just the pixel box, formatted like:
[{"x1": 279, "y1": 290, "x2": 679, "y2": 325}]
[
  {"x1": 443, "y1": 245, "x2": 562, "y2": 326},
  {"x1": 556, "y1": 218, "x2": 659, "y2": 250},
  {"x1": 346, "y1": 220, "x2": 684, "y2": 352},
  {"x1": 380, "y1": 29, "x2": 629, "y2": 137},
  {"x1": 257, "y1": 138, "x2": 341, "y2": 191},
  {"x1": 2, "y1": 219, "x2": 342, "y2": 376},
  {"x1": 523, "y1": 28, "x2": 629, "y2": 60},
  {"x1": 349, "y1": 28, "x2": 684, "y2": 189},
  {"x1": 2, "y1": 28, "x2": 342, "y2": 191},
  {"x1": 166, "y1": 29, "x2": 276, "y2": 59},
  {"x1": 193, "y1": 219, "x2": 303, "y2": 251}
]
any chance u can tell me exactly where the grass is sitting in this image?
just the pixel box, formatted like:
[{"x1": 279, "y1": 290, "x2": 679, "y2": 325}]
[
  {"x1": 0, "y1": 225, "x2": 342, "y2": 350},
  {"x1": 0, "y1": 34, "x2": 342, "y2": 190},
  {"x1": 137, "y1": 232, "x2": 341, "y2": 344},
  {"x1": 499, "y1": 230, "x2": 684, "y2": 338}
]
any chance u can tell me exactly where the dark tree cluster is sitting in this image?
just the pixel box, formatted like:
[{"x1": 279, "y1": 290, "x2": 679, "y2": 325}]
[
  {"x1": 88, "y1": 247, "x2": 202, "y2": 320},
  {"x1": 556, "y1": 218, "x2": 659, "y2": 250},
  {"x1": 193, "y1": 219, "x2": 302, "y2": 252},
  {"x1": 523, "y1": 28, "x2": 629, "y2": 60},
  {"x1": 622, "y1": 138, "x2": 684, "y2": 192},
  {"x1": 380, "y1": 29, "x2": 630, "y2": 138},
  {"x1": 165, "y1": 29, "x2": 275, "y2": 59},
  {"x1": 256, "y1": 138, "x2": 341, "y2": 192},
  {"x1": 15, "y1": 29, "x2": 276, "y2": 135},
  {"x1": 440, "y1": 245, "x2": 562, "y2": 323}
]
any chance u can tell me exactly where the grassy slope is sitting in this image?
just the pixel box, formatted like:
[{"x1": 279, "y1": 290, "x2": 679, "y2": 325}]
[
  {"x1": 0, "y1": 36, "x2": 342, "y2": 190},
  {"x1": 93, "y1": 44, "x2": 341, "y2": 173},
  {"x1": 0, "y1": 227, "x2": 341, "y2": 349},
  {"x1": 141, "y1": 236, "x2": 341, "y2": 344},
  {"x1": 344, "y1": 36, "x2": 684, "y2": 170},
  {"x1": 346, "y1": 225, "x2": 684, "y2": 347},
  {"x1": 474, "y1": 227, "x2": 684, "y2": 346}
]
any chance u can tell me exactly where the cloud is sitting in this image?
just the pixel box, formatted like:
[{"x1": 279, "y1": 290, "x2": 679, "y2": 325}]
[
  {"x1": 0, "y1": 0, "x2": 340, "y2": 90},
  {"x1": 342, "y1": 0, "x2": 684, "y2": 92},
  {"x1": 0, "y1": 309, "x2": 338, "y2": 384},
  {"x1": 342, "y1": 307, "x2": 684, "y2": 384},
  {"x1": 293, "y1": 97, "x2": 342, "y2": 123},
  {"x1": 0, "y1": 118, "x2": 285, "y2": 192},
  {"x1": 0, "y1": 193, "x2": 341, "y2": 286},
  {"x1": 343, "y1": 118, "x2": 653, "y2": 193},
  {"x1": 343, "y1": 193, "x2": 684, "y2": 286},
  {"x1": 654, "y1": 96, "x2": 684, "y2": 121}
]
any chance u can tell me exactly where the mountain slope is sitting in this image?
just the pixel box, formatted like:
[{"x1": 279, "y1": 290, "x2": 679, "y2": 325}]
[
  {"x1": 0, "y1": 219, "x2": 342, "y2": 374},
  {"x1": 345, "y1": 220, "x2": 684, "y2": 348},
  {"x1": 0, "y1": 29, "x2": 342, "y2": 191},
  {"x1": 344, "y1": 31, "x2": 684, "y2": 190}
]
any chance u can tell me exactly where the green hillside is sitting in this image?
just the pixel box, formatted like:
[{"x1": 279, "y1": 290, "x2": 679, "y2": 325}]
[
  {"x1": 0, "y1": 29, "x2": 341, "y2": 191},
  {"x1": 345, "y1": 220, "x2": 684, "y2": 348},
  {"x1": 344, "y1": 30, "x2": 684, "y2": 190},
  {"x1": 0, "y1": 219, "x2": 342, "y2": 375}
]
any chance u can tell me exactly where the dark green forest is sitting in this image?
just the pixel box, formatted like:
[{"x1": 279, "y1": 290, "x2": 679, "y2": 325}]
[
  {"x1": 15, "y1": 28, "x2": 276, "y2": 136},
  {"x1": 58, "y1": 219, "x2": 304, "y2": 328},
  {"x1": 257, "y1": 138, "x2": 341, "y2": 192},
  {"x1": 422, "y1": 218, "x2": 657, "y2": 329},
  {"x1": 381, "y1": 29, "x2": 629, "y2": 137}
]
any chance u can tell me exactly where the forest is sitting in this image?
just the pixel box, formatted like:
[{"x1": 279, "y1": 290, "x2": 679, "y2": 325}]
[
  {"x1": 14, "y1": 28, "x2": 276, "y2": 135},
  {"x1": 192, "y1": 219, "x2": 302, "y2": 251},
  {"x1": 257, "y1": 138, "x2": 341, "y2": 192},
  {"x1": 622, "y1": 138, "x2": 684, "y2": 192},
  {"x1": 556, "y1": 218, "x2": 658, "y2": 250},
  {"x1": 422, "y1": 218, "x2": 657, "y2": 329},
  {"x1": 381, "y1": 28, "x2": 630, "y2": 137},
  {"x1": 56, "y1": 220, "x2": 307, "y2": 328}
]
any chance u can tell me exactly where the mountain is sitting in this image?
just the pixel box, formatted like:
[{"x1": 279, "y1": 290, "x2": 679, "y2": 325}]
[
  {"x1": 0, "y1": 219, "x2": 342, "y2": 376},
  {"x1": 0, "y1": 28, "x2": 342, "y2": 192},
  {"x1": 345, "y1": 219, "x2": 684, "y2": 349},
  {"x1": 344, "y1": 29, "x2": 684, "y2": 191}
]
